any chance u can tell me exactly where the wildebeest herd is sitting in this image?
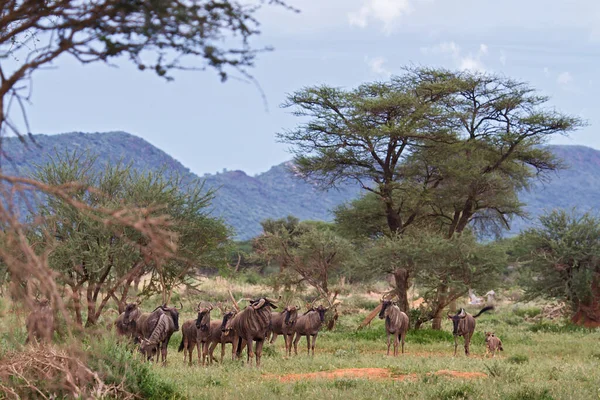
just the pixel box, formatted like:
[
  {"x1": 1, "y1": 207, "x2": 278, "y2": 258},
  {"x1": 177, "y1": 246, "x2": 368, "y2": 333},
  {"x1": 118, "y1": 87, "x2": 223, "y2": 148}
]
[{"x1": 24, "y1": 296, "x2": 502, "y2": 367}]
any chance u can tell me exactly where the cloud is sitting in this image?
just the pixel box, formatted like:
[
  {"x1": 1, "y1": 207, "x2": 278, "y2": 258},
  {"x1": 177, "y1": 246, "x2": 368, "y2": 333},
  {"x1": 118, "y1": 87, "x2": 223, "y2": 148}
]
[
  {"x1": 422, "y1": 41, "x2": 488, "y2": 72},
  {"x1": 365, "y1": 56, "x2": 392, "y2": 78},
  {"x1": 543, "y1": 67, "x2": 550, "y2": 77},
  {"x1": 499, "y1": 51, "x2": 506, "y2": 66},
  {"x1": 557, "y1": 71, "x2": 573, "y2": 85},
  {"x1": 348, "y1": 0, "x2": 422, "y2": 34}
]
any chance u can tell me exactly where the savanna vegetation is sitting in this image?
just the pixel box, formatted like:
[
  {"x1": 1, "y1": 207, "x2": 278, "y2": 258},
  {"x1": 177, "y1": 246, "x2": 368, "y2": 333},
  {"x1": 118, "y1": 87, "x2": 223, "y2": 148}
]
[{"x1": 0, "y1": 1, "x2": 598, "y2": 399}]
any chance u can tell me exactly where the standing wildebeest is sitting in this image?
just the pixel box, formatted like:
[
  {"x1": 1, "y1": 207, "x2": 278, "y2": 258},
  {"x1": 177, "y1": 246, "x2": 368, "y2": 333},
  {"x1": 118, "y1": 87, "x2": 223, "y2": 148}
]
[
  {"x1": 292, "y1": 304, "x2": 328, "y2": 356},
  {"x1": 222, "y1": 297, "x2": 278, "y2": 367},
  {"x1": 268, "y1": 305, "x2": 300, "y2": 357},
  {"x1": 25, "y1": 298, "x2": 54, "y2": 345},
  {"x1": 204, "y1": 310, "x2": 243, "y2": 364},
  {"x1": 485, "y1": 331, "x2": 504, "y2": 358},
  {"x1": 114, "y1": 301, "x2": 141, "y2": 341},
  {"x1": 378, "y1": 299, "x2": 409, "y2": 356},
  {"x1": 448, "y1": 305, "x2": 494, "y2": 356},
  {"x1": 137, "y1": 303, "x2": 182, "y2": 364},
  {"x1": 178, "y1": 303, "x2": 213, "y2": 366}
]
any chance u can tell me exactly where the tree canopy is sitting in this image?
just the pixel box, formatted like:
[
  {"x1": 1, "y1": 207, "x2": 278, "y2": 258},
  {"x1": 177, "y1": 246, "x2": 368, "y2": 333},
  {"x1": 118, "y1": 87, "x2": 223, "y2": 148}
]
[
  {"x1": 517, "y1": 209, "x2": 600, "y2": 326},
  {"x1": 29, "y1": 151, "x2": 230, "y2": 326}
]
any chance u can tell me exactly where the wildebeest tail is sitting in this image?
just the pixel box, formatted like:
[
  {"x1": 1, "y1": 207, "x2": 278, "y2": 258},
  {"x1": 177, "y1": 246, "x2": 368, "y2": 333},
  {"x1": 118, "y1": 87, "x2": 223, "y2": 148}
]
[
  {"x1": 178, "y1": 336, "x2": 184, "y2": 352},
  {"x1": 473, "y1": 305, "x2": 494, "y2": 318}
]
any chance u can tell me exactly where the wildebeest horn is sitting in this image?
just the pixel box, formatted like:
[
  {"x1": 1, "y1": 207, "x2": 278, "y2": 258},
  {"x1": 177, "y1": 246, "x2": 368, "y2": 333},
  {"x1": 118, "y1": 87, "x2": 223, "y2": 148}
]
[
  {"x1": 208, "y1": 303, "x2": 213, "y2": 311},
  {"x1": 447, "y1": 312, "x2": 453, "y2": 319},
  {"x1": 253, "y1": 298, "x2": 266, "y2": 309},
  {"x1": 175, "y1": 301, "x2": 183, "y2": 310},
  {"x1": 265, "y1": 297, "x2": 279, "y2": 304}
]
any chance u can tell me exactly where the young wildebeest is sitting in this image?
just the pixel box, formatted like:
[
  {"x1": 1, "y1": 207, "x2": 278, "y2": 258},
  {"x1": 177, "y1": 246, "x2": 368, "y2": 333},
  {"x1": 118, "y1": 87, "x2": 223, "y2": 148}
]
[
  {"x1": 114, "y1": 301, "x2": 141, "y2": 341},
  {"x1": 178, "y1": 303, "x2": 212, "y2": 366},
  {"x1": 222, "y1": 297, "x2": 278, "y2": 367},
  {"x1": 268, "y1": 305, "x2": 300, "y2": 356},
  {"x1": 204, "y1": 310, "x2": 244, "y2": 364},
  {"x1": 378, "y1": 300, "x2": 409, "y2": 356},
  {"x1": 25, "y1": 298, "x2": 54, "y2": 345},
  {"x1": 447, "y1": 305, "x2": 494, "y2": 356},
  {"x1": 485, "y1": 331, "x2": 504, "y2": 358},
  {"x1": 292, "y1": 304, "x2": 328, "y2": 356},
  {"x1": 138, "y1": 303, "x2": 182, "y2": 364}
]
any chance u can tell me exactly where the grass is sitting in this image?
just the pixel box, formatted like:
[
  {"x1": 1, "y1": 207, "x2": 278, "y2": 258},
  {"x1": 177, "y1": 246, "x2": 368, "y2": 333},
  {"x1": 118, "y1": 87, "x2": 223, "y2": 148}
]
[
  {"x1": 3, "y1": 283, "x2": 600, "y2": 399},
  {"x1": 142, "y1": 303, "x2": 600, "y2": 400}
]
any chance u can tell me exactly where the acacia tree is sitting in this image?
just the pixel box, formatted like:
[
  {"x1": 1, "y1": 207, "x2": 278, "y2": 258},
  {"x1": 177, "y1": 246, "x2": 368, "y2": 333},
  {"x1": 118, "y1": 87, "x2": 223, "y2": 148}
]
[
  {"x1": 253, "y1": 220, "x2": 354, "y2": 306},
  {"x1": 30, "y1": 151, "x2": 230, "y2": 326},
  {"x1": 517, "y1": 210, "x2": 600, "y2": 326},
  {"x1": 281, "y1": 67, "x2": 583, "y2": 312},
  {"x1": 0, "y1": 0, "x2": 294, "y2": 137}
]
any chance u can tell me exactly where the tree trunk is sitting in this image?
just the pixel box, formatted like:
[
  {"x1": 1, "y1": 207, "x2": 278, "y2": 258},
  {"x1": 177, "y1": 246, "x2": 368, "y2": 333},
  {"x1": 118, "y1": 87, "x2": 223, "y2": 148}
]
[
  {"x1": 571, "y1": 276, "x2": 600, "y2": 327},
  {"x1": 384, "y1": 197, "x2": 403, "y2": 233},
  {"x1": 393, "y1": 268, "x2": 410, "y2": 313},
  {"x1": 432, "y1": 284, "x2": 448, "y2": 330},
  {"x1": 71, "y1": 286, "x2": 83, "y2": 326}
]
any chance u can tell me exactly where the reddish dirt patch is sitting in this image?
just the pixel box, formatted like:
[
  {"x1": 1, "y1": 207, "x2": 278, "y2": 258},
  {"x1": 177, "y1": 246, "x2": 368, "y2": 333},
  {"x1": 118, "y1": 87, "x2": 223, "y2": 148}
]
[
  {"x1": 432, "y1": 370, "x2": 487, "y2": 379},
  {"x1": 267, "y1": 368, "x2": 417, "y2": 382}
]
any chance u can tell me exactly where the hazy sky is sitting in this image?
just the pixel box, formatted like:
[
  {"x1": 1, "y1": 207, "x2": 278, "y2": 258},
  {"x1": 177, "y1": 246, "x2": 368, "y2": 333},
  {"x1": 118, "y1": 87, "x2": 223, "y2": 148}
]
[{"x1": 16, "y1": 0, "x2": 600, "y2": 176}]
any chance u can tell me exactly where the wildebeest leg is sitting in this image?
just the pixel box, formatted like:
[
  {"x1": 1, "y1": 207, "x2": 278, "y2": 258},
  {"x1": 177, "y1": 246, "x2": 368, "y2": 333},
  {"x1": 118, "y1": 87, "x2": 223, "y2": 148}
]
[
  {"x1": 464, "y1": 333, "x2": 471, "y2": 356},
  {"x1": 306, "y1": 334, "x2": 311, "y2": 355},
  {"x1": 293, "y1": 333, "x2": 301, "y2": 356},
  {"x1": 284, "y1": 334, "x2": 291, "y2": 357},
  {"x1": 311, "y1": 334, "x2": 317, "y2": 356},
  {"x1": 401, "y1": 332, "x2": 405, "y2": 354},
  {"x1": 386, "y1": 332, "x2": 391, "y2": 356},
  {"x1": 270, "y1": 332, "x2": 278, "y2": 344},
  {"x1": 394, "y1": 333, "x2": 399, "y2": 357},
  {"x1": 231, "y1": 336, "x2": 238, "y2": 361},
  {"x1": 197, "y1": 339, "x2": 203, "y2": 366},
  {"x1": 161, "y1": 342, "x2": 168, "y2": 366},
  {"x1": 255, "y1": 339, "x2": 264, "y2": 368},
  {"x1": 453, "y1": 336, "x2": 458, "y2": 357},
  {"x1": 246, "y1": 337, "x2": 254, "y2": 366}
]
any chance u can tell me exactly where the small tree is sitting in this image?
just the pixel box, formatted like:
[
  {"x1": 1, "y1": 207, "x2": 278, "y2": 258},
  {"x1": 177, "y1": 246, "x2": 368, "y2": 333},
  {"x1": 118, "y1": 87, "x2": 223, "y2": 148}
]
[
  {"x1": 30, "y1": 151, "x2": 230, "y2": 326},
  {"x1": 518, "y1": 209, "x2": 600, "y2": 326},
  {"x1": 253, "y1": 220, "x2": 354, "y2": 306}
]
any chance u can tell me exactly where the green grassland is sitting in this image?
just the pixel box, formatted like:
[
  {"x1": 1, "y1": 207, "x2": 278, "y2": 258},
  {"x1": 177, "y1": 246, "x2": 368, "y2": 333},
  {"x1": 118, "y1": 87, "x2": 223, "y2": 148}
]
[
  {"x1": 2, "y1": 284, "x2": 600, "y2": 400},
  {"x1": 152, "y1": 304, "x2": 599, "y2": 399}
]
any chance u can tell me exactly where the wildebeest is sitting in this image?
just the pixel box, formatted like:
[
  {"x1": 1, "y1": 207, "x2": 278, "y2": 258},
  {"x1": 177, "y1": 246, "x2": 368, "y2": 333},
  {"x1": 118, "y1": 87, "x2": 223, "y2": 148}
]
[
  {"x1": 177, "y1": 303, "x2": 213, "y2": 366},
  {"x1": 25, "y1": 298, "x2": 54, "y2": 345},
  {"x1": 485, "y1": 331, "x2": 503, "y2": 358},
  {"x1": 268, "y1": 305, "x2": 300, "y2": 357},
  {"x1": 137, "y1": 303, "x2": 182, "y2": 364},
  {"x1": 378, "y1": 299, "x2": 409, "y2": 356},
  {"x1": 292, "y1": 304, "x2": 328, "y2": 356},
  {"x1": 447, "y1": 305, "x2": 494, "y2": 356},
  {"x1": 114, "y1": 301, "x2": 141, "y2": 340},
  {"x1": 204, "y1": 310, "x2": 245, "y2": 364},
  {"x1": 222, "y1": 297, "x2": 278, "y2": 367}
]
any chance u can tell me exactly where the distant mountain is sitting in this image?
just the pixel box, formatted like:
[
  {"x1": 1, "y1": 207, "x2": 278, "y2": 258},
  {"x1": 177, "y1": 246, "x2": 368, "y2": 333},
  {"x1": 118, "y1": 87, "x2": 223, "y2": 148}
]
[{"x1": 1, "y1": 131, "x2": 598, "y2": 240}]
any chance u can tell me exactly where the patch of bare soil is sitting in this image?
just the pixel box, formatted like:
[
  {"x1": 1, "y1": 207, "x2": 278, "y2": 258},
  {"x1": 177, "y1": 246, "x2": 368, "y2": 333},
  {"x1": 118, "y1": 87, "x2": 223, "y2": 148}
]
[
  {"x1": 267, "y1": 368, "x2": 418, "y2": 382},
  {"x1": 431, "y1": 370, "x2": 487, "y2": 379}
]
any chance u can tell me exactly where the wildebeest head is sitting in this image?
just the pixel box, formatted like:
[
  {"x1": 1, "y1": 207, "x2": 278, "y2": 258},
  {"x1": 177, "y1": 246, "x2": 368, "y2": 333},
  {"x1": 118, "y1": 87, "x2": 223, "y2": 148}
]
[
  {"x1": 160, "y1": 302, "x2": 182, "y2": 331},
  {"x1": 220, "y1": 310, "x2": 237, "y2": 334},
  {"x1": 123, "y1": 302, "x2": 140, "y2": 326},
  {"x1": 195, "y1": 303, "x2": 213, "y2": 331},
  {"x1": 447, "y1": 308, "x2": 467, "y2": 335},
  {"x1": 250, "y1": 297, "x2": 278, "y2": 310},
  {"x1": 138, "y1": 337, "x2": 158, "y2": 360},
  {"x1": 315, "y1": 305, "x2": 328, "y2": 323},
  {"x1": 378, "y1": 300, "x2": 394, "y2": 320},
  {"x1": 284, "y1": 305, "x2": 300, "y2": 326}
]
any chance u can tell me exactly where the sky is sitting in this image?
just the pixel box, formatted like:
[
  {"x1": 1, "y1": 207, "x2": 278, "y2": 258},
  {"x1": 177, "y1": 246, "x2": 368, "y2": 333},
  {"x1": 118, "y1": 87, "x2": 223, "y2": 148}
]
[{"x1": 12, "y1": 0, "x2": 600, "y2": 176}]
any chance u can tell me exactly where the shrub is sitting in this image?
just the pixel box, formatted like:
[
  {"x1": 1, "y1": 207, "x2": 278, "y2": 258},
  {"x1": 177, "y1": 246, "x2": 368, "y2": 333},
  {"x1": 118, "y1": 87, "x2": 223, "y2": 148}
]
[
  {"x1": 505, "y1": 386, "x2": 554, "y2": 400},
  {"x1": 507, "y1": 354, "x2": 529, "y2": 364},
  {"x1": 409, "y1": 329, "x2": 453, "y2": 344},
  {"x1": 433, "y1": 383, "x2": 475, "y2": 400}
]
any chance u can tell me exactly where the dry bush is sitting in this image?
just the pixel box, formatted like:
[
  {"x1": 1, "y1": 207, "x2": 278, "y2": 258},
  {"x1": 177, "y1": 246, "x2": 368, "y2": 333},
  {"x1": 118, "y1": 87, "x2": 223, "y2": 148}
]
[{"x1": 0, "y1": 345, "x2": 135, "y2": 399}]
